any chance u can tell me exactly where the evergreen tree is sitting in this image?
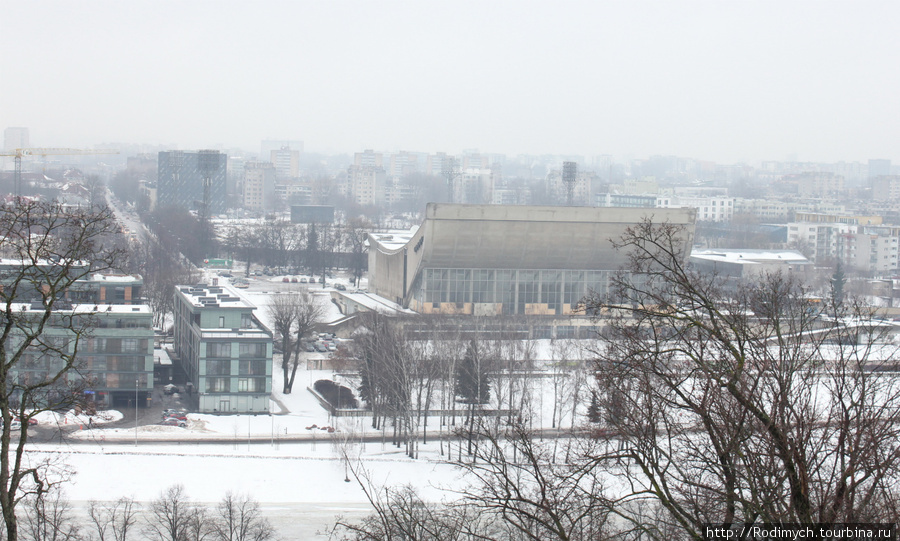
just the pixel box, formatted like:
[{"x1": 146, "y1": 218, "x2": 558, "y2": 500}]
[
  {"x1": 831, "y1": 260, "x2": 846, "y2": 310},
  {"x1": 586, "y1": 390, "x2": 601, "y2": 423},
  {"x1": 455, "y1": 341, "x2": 490, "y2": 404}
]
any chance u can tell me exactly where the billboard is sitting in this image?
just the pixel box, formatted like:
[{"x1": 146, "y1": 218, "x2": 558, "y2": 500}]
[{"x1": 291, "y1": 205, "x2": 334, "y2": 224}]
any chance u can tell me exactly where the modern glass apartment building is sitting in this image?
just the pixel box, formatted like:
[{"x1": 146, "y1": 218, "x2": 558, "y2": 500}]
[
  {"x1": 157, "y1": 150, "x2": 227, "y2": 214},
  {"x1": 173, "y1": 283, "x2": 272, "y2": 413}
]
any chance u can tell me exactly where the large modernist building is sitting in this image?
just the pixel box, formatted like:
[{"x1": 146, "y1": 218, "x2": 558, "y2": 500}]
[
  {"x1": 367, "y1": 203, "x2": 696, "y2": 335},
  {"x1": 157, "y1": 150, "x2": 227, "y2": 215},
  {"x1": 173, "y1": 283, "x2": 273, "y2": 413}
]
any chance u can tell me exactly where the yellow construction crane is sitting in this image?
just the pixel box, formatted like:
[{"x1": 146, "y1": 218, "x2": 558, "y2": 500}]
[{"x1": 0, "y1": 147, "x2": 119, "y2": 196}]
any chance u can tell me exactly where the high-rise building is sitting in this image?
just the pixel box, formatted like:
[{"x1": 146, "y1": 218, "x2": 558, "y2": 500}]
[
  {"x1": 270, "y1": 147, "x2": 300, "y2": 180},
  {"x1": 242, "y1": 161, "x2": 276, "y2": 212},
  {"x1": 3, "y1": 127, "x2": 29, "y2": 151},
  {"x1": 260, "y1": 140, "x2": 303, "y2": 160},
  {"x1": 354, "y1": 149, "x2": 383, "y2": 168},
  {"x1": 347, "y1": 165, "x2": 387, "y2": 206},
  {"x1": 869, "y1": 159, "x2": 892, "y2": 179},
  {"x1": 157, "y1": 150, "x2": 227, "y2": 214}
]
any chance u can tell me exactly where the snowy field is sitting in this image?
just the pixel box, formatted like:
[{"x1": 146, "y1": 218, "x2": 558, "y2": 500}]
[{"x1": 29, "y1": 439, "x2": 458, "y2": 539}]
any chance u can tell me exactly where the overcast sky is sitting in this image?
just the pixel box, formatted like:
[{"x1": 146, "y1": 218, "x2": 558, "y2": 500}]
[{"x1": 2, "y1": 1, "x2": 898, "y2": 164}]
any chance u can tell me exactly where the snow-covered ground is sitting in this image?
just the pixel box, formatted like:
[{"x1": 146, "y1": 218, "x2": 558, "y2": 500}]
[
  {"x1": 31, "y1": 439, "x2": 458, "y2": 539},
  {"x1": 24, "y1": 266, "x2": 594, "y2": 537},
  {"x1": 35, "y1": 354, "x2": 594, "y2": 538}
]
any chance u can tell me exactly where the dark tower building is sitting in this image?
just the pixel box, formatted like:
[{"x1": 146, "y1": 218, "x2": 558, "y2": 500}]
[{"x1": 157, "y1": 150, "x2": 227, "y2": 214}]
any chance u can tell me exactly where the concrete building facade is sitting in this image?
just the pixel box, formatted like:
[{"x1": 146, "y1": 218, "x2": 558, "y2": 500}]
[{"x1": 368, "y1": 203, "x2": 697, "y2": 318}]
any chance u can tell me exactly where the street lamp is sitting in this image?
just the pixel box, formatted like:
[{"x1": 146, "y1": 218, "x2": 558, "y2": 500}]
[{"x1": 134, "y1": 378, "x2": 139, "y2": 446}]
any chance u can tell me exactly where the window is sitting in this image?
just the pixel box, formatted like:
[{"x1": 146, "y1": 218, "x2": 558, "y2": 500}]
[
  {"x1": 239, "y1": 360, "x2": 266, "y2": 375},
  {"x1": 239, "y1": 343, "x2": 266, "y2": 358},
  {"x1": 206, "y1": 360, "x2": 231, "y2": 376},
  {"x1": 219, "y1": 316, "x2": 225, "y2": 328},
  {"x1": 206, "y1": 377, "x2": 229, "y2": 393},
  {"x1": 556, "y1": 326, "x2": 576, "y2": 339},
  {"x1": 207, "y1": 342, "x2": 231, "y2": 358},
  {"x1": 237, "y1": 378, "x2": 265, "y2": 392}
]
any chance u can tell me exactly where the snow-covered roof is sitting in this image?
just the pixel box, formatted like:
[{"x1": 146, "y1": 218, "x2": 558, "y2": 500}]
[
  {"x1": 176, "y1": 283, "x2": 255, "y2": 309},
  {"x1": 9, "y1": 303, "x2": 150, "y2": 314},
  {"x1": 690, "y1": 248, "x2": 810, "y2": 266},
  {"x1": 366, "y1": 227, "x2": 418, "y2": 251}
]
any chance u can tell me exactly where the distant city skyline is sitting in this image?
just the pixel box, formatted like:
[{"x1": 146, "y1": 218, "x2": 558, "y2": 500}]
[{"x1": 2, "y1": 1, "x2": 899, "y2": 165}]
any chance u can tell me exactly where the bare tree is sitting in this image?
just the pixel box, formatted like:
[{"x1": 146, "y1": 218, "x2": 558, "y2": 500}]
[
  {"x1": 584, "y1": 218, "x2": 900, "y2": 537},
  {"x1": 222, "y1": 225, "x2": 259, "y2": 278},
  {"x1": 87, "y1": 497, "x2": 140, "y2": 541},
  {"x1": 19, "y1": 490, "x2": 82, "y2": 541},
  {"x1": 211, "y1": 492, "x2": 274, "y2": 541},
  {"x1": 135, "y1": 231, "x2": 199, "y2": 330},
  {"x1": 143, "y1": 485, "x2": 199, "y2": 541},
  {"x1": 266, "y1": 291, "x2": 324, "y2": 393},
  {"x1": 452, "y1": 419, "x2": 615, "y2": 541},
  {"x1": 345, "y1": 217, "x2": 371, "y2": 287},
  {"x1": 333, "y1": 461, "x2": 498, "y2": 541},
  {"x1": 0, "y1": 201, "x2": 125, "y2": 541}
]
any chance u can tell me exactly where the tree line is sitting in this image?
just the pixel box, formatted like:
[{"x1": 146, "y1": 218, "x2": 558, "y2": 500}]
[{"x1": 8, "y1": 484, "x2": 274, "y2": 541}]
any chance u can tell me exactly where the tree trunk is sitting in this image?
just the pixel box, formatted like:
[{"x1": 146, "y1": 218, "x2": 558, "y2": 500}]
[{"x1": 287, "y1": 352, "x2": 301, "y2": 393}]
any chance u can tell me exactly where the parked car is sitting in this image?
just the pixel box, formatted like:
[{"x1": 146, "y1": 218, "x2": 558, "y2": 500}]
[
  {"x1": 304, "y1": 342, "x2": 315, "y2": 352},
  {"x1": 315, "y1": 343, "x2": 328, "y2": 353},
  {"x1": 163, "y1": 384, "x2": 180, "y2": 395},
  {"x1": 164, "y1": 413, "x2": 188, "y2": 421},
  {"x1": 15, "y1": 417, "x2": 37, "y2": 426},
  {"x1": 160, "y1": 418, "x2": 186, "y2": 427},
  {"x1": 282, "y1": 277, "x2": 290, "y2": 283},
  {"x1": 162, "y1": 409, "x2": 186, "y2": 418},
  {"x1": 335, "y1": 284, "x2": 347, "y2": 291},
  {"x1": 291, "y1": 277, "x2": 298, "y2": 283},
  {"x1": 219, "y1": 272, "x2": 233, "y2": 278},
  {"x1": 300, "y1": 277, "x2": 308, "y2": 283}
]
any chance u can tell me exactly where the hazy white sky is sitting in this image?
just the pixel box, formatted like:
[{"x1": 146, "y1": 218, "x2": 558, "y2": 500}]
[{"x1": 2, "y1": 1, "x2": 898, "y2": 164}]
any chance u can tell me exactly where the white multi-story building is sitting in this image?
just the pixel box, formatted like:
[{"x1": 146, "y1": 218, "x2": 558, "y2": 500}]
[
  {"x1": 270, "y1": 147, "x2": 299, "y2": 180},
  {"x1": 3, "y1": 127, "x2": 29, "y2": 150},
  {"x1": 347, "y1": 165, "x2": 387, "y2": 206},
  {"x1": 354, "y1": 149, "x2": 383, "y2": 168},
  {"x1": 838, "y1": 227, "x2": 900, "y2": 274},
  {"x1": 458, "y1": 168, "x2": 493, "y2": 205},
  {"x1": 242, "y1": 161, "x2": 276, "y2": 212},
  {"x1": 657, "y1": 195, "x2": 734, "y2": 222},
  {"x1": 788, "y1": 221, "x2": 900, "y2": 274}
]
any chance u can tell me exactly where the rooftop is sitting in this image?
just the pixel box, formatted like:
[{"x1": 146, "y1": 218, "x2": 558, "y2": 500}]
[
  {"x1": 690, "y1": 249, "x2": 810, "y2": 266},
  {"x1": 176, "y1": 283, "x2": 255, "y2": 309}
]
